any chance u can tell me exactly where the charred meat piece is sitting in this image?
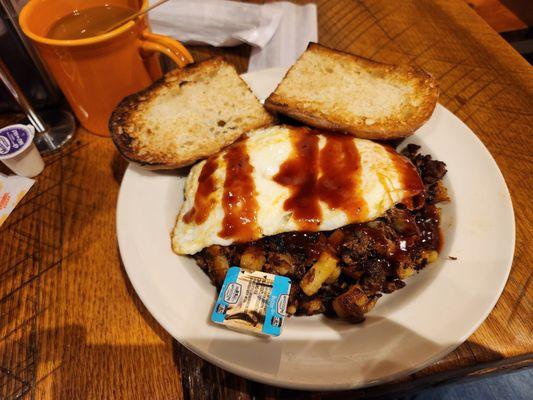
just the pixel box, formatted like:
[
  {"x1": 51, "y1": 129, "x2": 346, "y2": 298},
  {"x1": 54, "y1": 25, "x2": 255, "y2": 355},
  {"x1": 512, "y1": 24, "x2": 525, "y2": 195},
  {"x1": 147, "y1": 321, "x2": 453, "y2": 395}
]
[
  {"x1": 264, "y1": 252, "x2": 297, "y2": 276},
  {"x1": 382, "y1": 279, "x2": 406, "y2": 294},
  {"x1": 427, "y1": 181, "x2": 449, "y2": 204},
  {"x1": 359, "y1": 258, "x2": 390, "y2": 292},
  {"x1": 402, "y1": 144, "x2": 447, "y2": 185},
  {"x1": 385, "y1": 207, "x2": 420, "y2": 236},
  {"x1": 416, "y1": 204, "x2": 441, "y2": 250}
]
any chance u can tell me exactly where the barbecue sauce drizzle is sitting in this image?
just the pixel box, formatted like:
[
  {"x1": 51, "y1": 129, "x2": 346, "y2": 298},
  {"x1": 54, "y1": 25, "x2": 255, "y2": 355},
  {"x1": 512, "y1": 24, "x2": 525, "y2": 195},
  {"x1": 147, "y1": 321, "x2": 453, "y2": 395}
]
[
  {"x1": 218, "y1": 138, "x2": 259, "y2": 241},
  {"x1": 273, "y1": 128, "x2": 321, "y2": 230},
  {"x1": 182, "y1": 156, "x2": 218, "y2": 224},
  {"x1": 273, "y1": 128, "x2": 368, "y2": 230},
  {"x1": 318, "y1": 133, "x2": 368, "y2": 220}
]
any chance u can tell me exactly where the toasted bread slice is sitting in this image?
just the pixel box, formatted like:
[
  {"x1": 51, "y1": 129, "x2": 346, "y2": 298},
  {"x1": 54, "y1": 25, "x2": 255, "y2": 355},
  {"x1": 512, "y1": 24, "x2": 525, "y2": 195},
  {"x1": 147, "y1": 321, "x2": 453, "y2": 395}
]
[
  {"x1": 265, "y1": 43, "x2": 438, "y2": 139},
  {"x1": 110, "y1": 57, "x2": 273, "y2": 168}
]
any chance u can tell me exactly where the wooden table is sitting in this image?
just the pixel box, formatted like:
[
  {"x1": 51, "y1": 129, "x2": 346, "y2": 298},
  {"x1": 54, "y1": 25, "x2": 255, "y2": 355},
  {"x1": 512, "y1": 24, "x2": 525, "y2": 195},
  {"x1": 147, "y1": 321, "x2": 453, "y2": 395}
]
[{"x1": 1, "y1": 0, "x2": 531, "y2": 398}]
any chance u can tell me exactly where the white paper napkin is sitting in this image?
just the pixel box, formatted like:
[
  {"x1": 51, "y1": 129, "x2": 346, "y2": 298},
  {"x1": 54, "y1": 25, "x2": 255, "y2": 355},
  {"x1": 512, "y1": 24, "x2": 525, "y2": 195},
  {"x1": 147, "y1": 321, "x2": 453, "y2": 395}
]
[
  {"x1": 149, "y1": 0, "x2": 283, "y2": 48},
  {"x1": 248, "y1": 2, "x2": 317, "y2": 71},
  {"x1": 149, "y1": 0, "x2": 318, "y2": 71}
]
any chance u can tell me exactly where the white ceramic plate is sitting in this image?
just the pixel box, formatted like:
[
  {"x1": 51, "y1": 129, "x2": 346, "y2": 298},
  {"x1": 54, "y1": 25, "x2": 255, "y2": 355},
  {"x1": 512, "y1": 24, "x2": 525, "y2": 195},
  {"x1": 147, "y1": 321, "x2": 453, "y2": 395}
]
[{"x1": 116, "y1": 68, "x2": 515, "y2": 390}]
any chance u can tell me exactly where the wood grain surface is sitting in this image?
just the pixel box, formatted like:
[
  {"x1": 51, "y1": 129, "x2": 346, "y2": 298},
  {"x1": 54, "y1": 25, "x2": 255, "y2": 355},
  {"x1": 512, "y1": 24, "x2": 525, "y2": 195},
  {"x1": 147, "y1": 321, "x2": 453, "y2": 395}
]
[{"x1": 1, "y1": 0, "x2": 532, "y2": 398}]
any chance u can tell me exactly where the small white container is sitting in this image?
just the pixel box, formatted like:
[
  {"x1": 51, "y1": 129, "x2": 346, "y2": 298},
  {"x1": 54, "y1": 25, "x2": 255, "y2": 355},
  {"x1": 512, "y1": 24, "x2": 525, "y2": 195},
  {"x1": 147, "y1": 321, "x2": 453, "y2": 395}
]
[{"x1": 0, "y1": 124, "x2": 45, "y2": 178}]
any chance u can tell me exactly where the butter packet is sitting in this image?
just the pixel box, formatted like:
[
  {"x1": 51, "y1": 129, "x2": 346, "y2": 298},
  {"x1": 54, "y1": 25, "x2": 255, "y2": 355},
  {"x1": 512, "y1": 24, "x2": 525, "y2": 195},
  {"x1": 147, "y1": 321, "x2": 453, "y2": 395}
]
[
  {"x1": 212, "y1": 267, "x2": 291, "y2": 336},
  {"x1": 0, "y1": 173, "x2": 35, "y2": 226}
]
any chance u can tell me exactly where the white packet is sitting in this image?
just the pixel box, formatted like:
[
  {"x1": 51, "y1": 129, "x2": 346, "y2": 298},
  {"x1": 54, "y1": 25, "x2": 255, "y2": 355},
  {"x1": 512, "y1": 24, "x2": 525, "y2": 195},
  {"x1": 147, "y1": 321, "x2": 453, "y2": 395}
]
[
  {"x1": 149, "y1": 0, "x2": 283, "y2": 48},
  {"x1": 248, "y1": 2, "x2": 318, "y2": 71},
  {"x1": 0, "y1": 173, "x2": 34, "y2": 226}
]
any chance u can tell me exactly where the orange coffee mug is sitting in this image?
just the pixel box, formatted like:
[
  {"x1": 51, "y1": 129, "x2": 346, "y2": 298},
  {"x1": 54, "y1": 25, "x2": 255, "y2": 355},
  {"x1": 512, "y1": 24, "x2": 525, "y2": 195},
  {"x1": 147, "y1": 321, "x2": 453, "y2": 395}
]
[{"x1": 19, "y1": 0, "x2": 193, "y2": 136}]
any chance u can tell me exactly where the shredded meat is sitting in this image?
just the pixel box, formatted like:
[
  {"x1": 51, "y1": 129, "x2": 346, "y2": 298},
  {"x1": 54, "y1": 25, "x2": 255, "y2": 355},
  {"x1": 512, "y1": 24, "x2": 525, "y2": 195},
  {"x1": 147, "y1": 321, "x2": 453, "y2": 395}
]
[{"x1": 194, "y1": 146, "x2": 448, "y2": 323}]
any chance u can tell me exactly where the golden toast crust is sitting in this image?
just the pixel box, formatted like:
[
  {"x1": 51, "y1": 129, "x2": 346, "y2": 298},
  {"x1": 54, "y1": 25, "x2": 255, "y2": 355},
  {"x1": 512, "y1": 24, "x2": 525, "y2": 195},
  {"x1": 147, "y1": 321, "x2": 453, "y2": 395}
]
[
  {"x1": 265, "y1": 43, "x2": 439, "y2": 139},
  {"x1": 109, "y1": 57, "x2": 273, "y2": 168}
]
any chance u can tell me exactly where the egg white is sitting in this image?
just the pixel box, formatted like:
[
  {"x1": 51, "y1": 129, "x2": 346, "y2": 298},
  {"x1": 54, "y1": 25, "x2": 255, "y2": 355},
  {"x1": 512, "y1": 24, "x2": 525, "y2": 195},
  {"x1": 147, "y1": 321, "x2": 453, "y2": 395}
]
[{"x1": 172, "y1": 126, "x2": 419, "y2": 255}]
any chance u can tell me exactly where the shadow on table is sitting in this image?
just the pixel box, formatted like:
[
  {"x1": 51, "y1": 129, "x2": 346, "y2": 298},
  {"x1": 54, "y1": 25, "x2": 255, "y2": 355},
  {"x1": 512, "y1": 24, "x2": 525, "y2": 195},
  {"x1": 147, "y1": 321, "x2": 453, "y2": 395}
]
[
  {"x1": 0, "y1": 324, "x2": 186, "y2": 400},
  {"x1": 170, "y1": 332, "x2": 505, "y2": 400},
  {"x1": 1, "y1": 322, "x2": 503, "y2": 400},
  {"x1": 118, "y1": 256, "x2": 176, "y2": 344},
  {"x1": 110, "y1": 152, "x2": 128, "y2": 184}
]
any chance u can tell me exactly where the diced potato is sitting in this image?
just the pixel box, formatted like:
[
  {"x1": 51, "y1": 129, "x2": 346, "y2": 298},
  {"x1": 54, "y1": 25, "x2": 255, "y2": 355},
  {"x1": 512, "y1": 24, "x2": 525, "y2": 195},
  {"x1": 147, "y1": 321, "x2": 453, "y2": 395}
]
[
  {"x1": 396, "y1": 262, "x2": 415, "y2": 279},
  {"x1": 240, "y1": 246, "x2": 266, "y2": 271},
  {"x1": 286, "y1": 286, "x2": 299, "y2": 315},
  {"x1": 420, "y1": 250, "x2": 439, "y2": 264},
  {"x1": 332, "y1": 285, "x2": 379, "y2": 322},
  {"x1": 299, "y1": 298, "x2": 325, "y2": 315},
  {"x1": 325, "y1": 264, "x2": 341, "y2": 284},
  {"x1": 210, "y1": 255, "x2": 229, "y2": 286},
  {"x1": 299, "y1": 251, "x2": 338, "y2": 296},
  {"x1": 332, "y1": 284, "x2": 368, "y2": 323},
  {"x1": 287, "y1": 304, "x2": 298, "y2": 315},
  {"x1": 360, "y1": 296, "x2": 379, "y2": 314}
]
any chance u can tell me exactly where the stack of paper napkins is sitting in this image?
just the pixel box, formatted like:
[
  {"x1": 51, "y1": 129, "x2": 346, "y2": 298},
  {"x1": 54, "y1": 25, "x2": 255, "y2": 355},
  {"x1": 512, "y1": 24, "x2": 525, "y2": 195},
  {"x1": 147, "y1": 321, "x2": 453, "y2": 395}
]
[{"x1": 149, "y1": 0, "x2": 317, "y2": 71}]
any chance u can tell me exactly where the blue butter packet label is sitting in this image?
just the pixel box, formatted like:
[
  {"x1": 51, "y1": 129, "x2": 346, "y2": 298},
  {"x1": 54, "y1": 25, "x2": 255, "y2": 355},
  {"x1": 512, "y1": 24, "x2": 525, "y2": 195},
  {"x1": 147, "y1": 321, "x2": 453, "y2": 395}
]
[
  {"x1": 211, "y1": 267, "x2": 291, "y2": 337},
  {"x1": 0, "y1": 125, "x2": 31, "y2": 157}
]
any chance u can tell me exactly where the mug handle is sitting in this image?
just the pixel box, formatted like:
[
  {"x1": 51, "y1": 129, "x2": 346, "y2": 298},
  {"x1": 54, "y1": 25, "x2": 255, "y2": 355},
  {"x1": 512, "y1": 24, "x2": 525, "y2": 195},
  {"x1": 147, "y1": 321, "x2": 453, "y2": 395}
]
[{"x1": 139, "y1": 30, "x2": 193, "y2": 69}]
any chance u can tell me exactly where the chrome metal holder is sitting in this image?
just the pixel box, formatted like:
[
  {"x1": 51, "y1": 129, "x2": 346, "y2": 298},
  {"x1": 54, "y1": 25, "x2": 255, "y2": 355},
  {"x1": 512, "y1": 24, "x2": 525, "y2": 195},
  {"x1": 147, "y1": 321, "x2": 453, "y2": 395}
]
[{"x1": 0, "y1": 58, "x2": 75, "y2": 155}]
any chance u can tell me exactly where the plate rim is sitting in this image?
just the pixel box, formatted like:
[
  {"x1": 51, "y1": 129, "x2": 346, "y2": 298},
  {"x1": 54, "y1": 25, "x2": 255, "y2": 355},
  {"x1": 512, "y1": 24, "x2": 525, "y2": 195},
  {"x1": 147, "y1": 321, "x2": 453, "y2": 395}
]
[{"x1": 116, "y1": 67, "x2": 516, "y2": 390}]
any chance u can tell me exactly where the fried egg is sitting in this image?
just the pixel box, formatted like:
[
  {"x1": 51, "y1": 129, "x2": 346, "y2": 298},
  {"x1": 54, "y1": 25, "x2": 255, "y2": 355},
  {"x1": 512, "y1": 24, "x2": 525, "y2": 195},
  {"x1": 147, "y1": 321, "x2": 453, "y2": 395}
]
[{"x1": 172, "y1": 125, "x2": 424, "y2": 255}]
